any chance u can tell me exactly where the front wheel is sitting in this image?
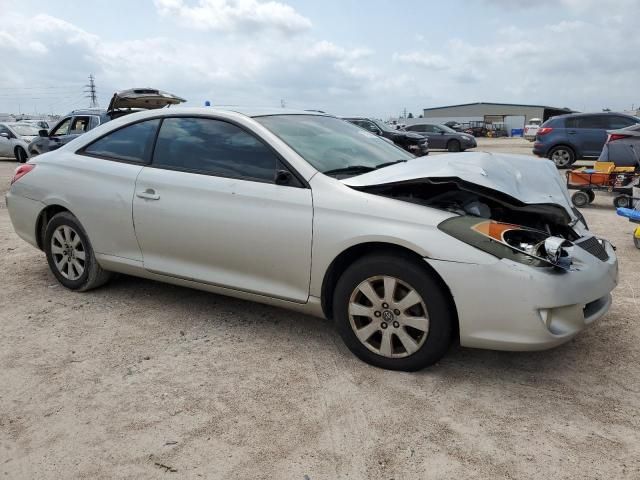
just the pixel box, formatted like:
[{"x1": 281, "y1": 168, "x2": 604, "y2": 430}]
[
  {"x1": 613, "y1": 195, "x2": 631, "y2": 208},
  {"x1": 333, "y1": 254, "x2": 453, "y2": 371},
  {"x1": 15, "y1": 147, "x2": 27, "y2": 163},
  {"x1": 571, "y1": 190, "x2": 590, "y2": 207},
  {"x1": 447, "y1": 140, "x2": 461, "y2": 152},
  {"x1": 44, "y1": 212, "x2": 112, "y2": 291}
]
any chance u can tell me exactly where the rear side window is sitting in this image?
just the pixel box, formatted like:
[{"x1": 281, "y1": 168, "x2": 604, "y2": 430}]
[
  {"x1": 152, "y1": 117, "x2": 278, "y2": 182},
  {"x1": 70, "y1": 116, "x2": 91, "y2": 135},
  {"x1": 82, "y1": 119, "x2": 161, "y2": 164},
  {"x1": 608, "y1": 116, "x2": 638, "y2": 129},
  {"x1": 566, "y1": 115, "x2": 608, "y2": 129}
]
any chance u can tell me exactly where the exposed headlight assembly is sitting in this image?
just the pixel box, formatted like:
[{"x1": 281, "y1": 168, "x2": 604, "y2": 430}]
[{"x1": 438, "y1": 216, "x2": 573, "y2": 270}]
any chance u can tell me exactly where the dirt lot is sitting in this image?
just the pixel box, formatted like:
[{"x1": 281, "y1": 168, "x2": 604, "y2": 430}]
[{"x1": 1, "y1": 139, "x2": 639, "y2": 479}]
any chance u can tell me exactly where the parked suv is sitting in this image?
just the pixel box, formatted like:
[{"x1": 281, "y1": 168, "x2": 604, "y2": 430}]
[
  {"x1": 343, "y1": 117, "x2": 429, "y2": 156},
  {"x1": 533, "y1": 112, "x2": 640, "y2": 168},
  {"x1": 28, "y1": 88, "x2": 185, "y2": 157}
]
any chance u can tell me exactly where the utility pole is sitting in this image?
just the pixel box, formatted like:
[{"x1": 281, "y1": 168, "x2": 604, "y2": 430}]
[{"x1": 85, "y1": 74, "x2": 98, "y2": 108}]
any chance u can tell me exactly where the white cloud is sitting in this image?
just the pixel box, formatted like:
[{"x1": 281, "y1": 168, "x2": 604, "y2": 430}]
[
  {"x1": 393, "y1": 52, "x2": 449, "y2": 70},
  {"x1": 153, "y1": 0, "x2": 312, "y2": 34}
]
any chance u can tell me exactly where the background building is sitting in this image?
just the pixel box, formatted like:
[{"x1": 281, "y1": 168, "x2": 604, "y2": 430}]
[{"x1": 413, "y1": 102, "x2": 574, "y2": 136}]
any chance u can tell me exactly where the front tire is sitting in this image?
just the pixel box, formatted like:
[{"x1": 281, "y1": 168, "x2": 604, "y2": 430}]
[
  {"x1": 548, "y1": 146, "x2": 575, "y2": 168},
  {"x1": 571, "y1": 190, "x2": 590, "y2": 207},
  {"x1": 44, "y1": 212, "x2": 111, "y2": 291},
  {"x1": 15, "y1": 146, "x2": 27, "y2": 163},
  {"x1": 447, "y1": 139, "x2": 461, "y2": 152},
  {"x1": 613, "y1": 195, "x2": 631, "y2": 208},
  {"x1": 333, "y1": 254, "x2": 453, "y2": 371}
]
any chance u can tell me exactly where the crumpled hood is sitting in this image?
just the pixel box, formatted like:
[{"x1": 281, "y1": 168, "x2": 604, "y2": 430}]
[{"x1": 342, "y1": 152, "x2": 575, "y2": 212}]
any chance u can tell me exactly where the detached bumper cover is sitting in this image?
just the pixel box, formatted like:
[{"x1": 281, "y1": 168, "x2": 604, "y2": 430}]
[{"x1": 427, "y1": 239, "x2": 618, "y2": 351}]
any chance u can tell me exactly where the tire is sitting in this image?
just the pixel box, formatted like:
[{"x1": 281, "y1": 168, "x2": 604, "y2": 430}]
[
  {"x1": 634, "y1": 235, "x2": 640, "y2": 250},
  {"x1": 447, "y1": 139, "x2": 461, "y2": 152},
  {"x1": 571, "y1": 191, "x2": 589, "y2": 207},
  {"x1": 333, "y1": 254, "x2": 453, "y2": 371},
  {"x1": 548, "y1": 146, "x2": 575, "y2": 168},
  {"x1": 14, "y1": 146, "x2": 27, "y2": 163},
  {"x1": 586, "y1": 190, "x2": 595, "y2": 203},
  {"x1": 613, "y1": 195, "x2": 631, "y2": 208},
  {"x1": 44, "y1": 212, "x2": 111, "y2": 291}
]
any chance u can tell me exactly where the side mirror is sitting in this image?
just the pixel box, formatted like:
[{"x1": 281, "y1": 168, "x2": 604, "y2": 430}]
[
  {"x1": 38, "y1": 129, "x2": 49, "y2": 137},
  {"x1": 275, "y1": 169, "x2": 292, "y2": 186},
  {"x1": 0, "y1": 132, "x2": 9, "y2": 139}
]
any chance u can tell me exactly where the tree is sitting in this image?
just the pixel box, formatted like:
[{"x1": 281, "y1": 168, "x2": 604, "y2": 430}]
[{"x1": 407, "y1": 112, "x2": 414, "y2": 119}]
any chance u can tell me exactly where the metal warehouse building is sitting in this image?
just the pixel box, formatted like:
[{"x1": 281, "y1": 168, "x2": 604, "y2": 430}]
[{"x1": 419, "y1": 102, "x2": 573, "y2": 135}]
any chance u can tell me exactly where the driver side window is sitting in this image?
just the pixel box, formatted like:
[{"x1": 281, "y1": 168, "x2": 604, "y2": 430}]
[
  {"x1": 363, "y1": 121, "x2": 381, "y2": 134},
  {"x1": 51, "y1": 118, "x2": 72, "y2": 137}
]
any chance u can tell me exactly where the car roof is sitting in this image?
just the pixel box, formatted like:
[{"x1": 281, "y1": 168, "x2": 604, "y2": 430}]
[
  {"x1": 210, "y1": 106, "x2": 329, "y2": 117},
  {"x1": 63, "y1": 109, "x2": 108, "y2": 116},
  {"x1": 552, "y1": 111, "x2": 638, "y2": 119}
]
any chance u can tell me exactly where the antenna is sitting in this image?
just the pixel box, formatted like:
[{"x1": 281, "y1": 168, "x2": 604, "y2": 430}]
[{"x1": 84, "y1": 74, "x2": 98, "y2": 108}]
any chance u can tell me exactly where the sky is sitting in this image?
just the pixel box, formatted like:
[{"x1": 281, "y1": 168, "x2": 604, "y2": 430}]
[{"x1": 1, "y1": 0, "x2": 639, "y2": 118}]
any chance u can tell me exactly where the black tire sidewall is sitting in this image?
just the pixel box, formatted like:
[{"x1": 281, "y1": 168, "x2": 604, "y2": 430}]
[
  {"x1": 15, "y1": 147, "x2": 27, "y2": 163},
  {"x1": 44, "y1": 212, "x2": 96, "y2": 290},
  {"x1": 448, "y1": 140, "x2": 461, "y2": 152},
  {"x1": 333, "y1": 255, "x2": 453, "y2": 371}
]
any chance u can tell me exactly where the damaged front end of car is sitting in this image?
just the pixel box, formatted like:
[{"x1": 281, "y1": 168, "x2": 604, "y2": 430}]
[{"x1": 342, "y1": 154, "x2": 610, "y2": 270}]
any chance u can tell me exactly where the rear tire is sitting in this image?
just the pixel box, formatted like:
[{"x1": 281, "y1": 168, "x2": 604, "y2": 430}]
[
  {"x1": 613, "y1": 195, "x2": 631, "y2": 208},
  {"x1": 549, "y1": 146, "x2": 575, "y2": 168},
  {"x1": 44, "y1": 212, "x2": 111, "y2": 291},
  {"x1": 447, "y1": 140, "x2": 461, "y2": 152},
  {"x1": 14, "y1": 146, "x2": 27, "y2": 163},
  {"x1": 571, "y1": 191, "x2": 589, "y2": 207},
  {"x1": 333, "y1": 254, "x2": 453, "y2": 371}
]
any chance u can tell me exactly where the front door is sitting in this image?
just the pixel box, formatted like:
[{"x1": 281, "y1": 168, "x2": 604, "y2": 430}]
[
  {"x1": 0, "y1": 125, "x2": 13, "y2": 156},
  {"x1": 133, "y1": 116, "x2": 313, "y2": 303}
]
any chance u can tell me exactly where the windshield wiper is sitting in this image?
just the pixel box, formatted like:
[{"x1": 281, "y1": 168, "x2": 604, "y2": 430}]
[
  {"x1": 375, "y1": 159, "x2": 407, "y2": 169},
  {"x1": 323, "y1": 165, "x2": 376, "y2": 176}
]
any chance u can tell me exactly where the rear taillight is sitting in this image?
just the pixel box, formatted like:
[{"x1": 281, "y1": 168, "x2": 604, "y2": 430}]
[
  {"x1": 11, "y1": 164, "x2": 35, "y2": 185},
  {"x1": 608, "y1": 133, "x2": 630, "y2": 142},
  {"x1": 537, "y1": 127, "x2": 553, "y2": 136}
]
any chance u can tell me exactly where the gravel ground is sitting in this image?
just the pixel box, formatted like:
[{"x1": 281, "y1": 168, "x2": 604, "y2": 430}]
[{"x1": 1, "y1": 139, "x2": 639, "y2": 479}]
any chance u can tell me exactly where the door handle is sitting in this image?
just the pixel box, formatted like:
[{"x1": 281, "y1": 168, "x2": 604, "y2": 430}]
[{"x1": 136, "y1": 189, "x2": 160, "y2": 200}]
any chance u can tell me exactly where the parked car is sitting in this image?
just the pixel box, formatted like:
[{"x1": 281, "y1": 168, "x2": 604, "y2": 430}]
[
  {"x1": 533, "y1": 112, "x2": 640, "y2": 168},
  {"x1": 0, "y1": 122, "x2": 40, "y2": 162},
  {"x1": 20, "y1": 119, "x2": 50, "y2": 130},
  {"x1": 343, "y1": 117, "x2": 429, "y2": 156},
  {"x1": 523, "y1": 118, "x2": 542, "y2": 142},
  {"x1": 28, "y1": 88, "x2": 185, "y2": 157},
  {"x1": 443, "y1": 121, "x2": 464, "y2": 132},
  {"x1": 403, "y1": 123, "x2": 477, "y2": 152},
  {"x1": 598, "y1": 123, "x2": 640, "y2": 168},
  {"x1": 7, "y1": 108, "x2": 617, "y2": 371}
]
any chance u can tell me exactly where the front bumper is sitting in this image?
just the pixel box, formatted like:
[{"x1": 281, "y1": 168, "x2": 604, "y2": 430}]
[{"x1": 427, "y1": 239, "x2": 618, "y2": 351}]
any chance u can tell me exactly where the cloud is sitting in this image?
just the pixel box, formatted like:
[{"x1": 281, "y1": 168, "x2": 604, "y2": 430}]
[
  {"x1": 153, "y1": 0, "x2": 312, "y2": 34},
  {"x1": 393, "y1": 52, "x2": 449, "y2": 70}
]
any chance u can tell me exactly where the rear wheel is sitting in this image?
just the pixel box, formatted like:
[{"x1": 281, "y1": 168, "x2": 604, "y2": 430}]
[
  {"x1": 447, "y1": 139, "x2": 461, "y2": 152},
  {"x1": 44, "y1": 212, "x2": 111, "y2": 291},
  {"x1": 613, "y1": 195, "x2": 631, "y2": 208},
  {"x1": 14, "y1": 146, "x2": 27, "y2": 163},
  {"x1": 333, "y1": 254, "x2": 453, "y2": 371},
  {"x1": 571, "y1": 190, "x2": 589, "y2": 207},
  {"x1": 549, "y1": 146, "x2": 575, "y2": 168}
]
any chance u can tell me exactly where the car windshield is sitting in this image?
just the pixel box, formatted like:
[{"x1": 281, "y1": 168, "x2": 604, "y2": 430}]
[
  {"x1": 439, "y1": 125, "x2": 457, "y2": 133},
  {"x1": 10, "y1": 124, "x2": 40, "y2": 136},
  {"x1": 370, "y1": 119, "x2": 396, "y2": 133},
  {"x1": 255, "y1": 115, "x2": 413, "y2": 174}
]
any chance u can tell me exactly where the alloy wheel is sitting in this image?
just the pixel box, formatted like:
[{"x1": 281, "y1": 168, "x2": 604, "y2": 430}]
[
  {"x1": 551, "y1": 148, "x2": 571, "y2": 167},
  {"x1": 50, "y1": 225, "x2": 86, "y2": 280},
  {"x1": 348, "y1": 275, "x2": 429, "y2": 358}
]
